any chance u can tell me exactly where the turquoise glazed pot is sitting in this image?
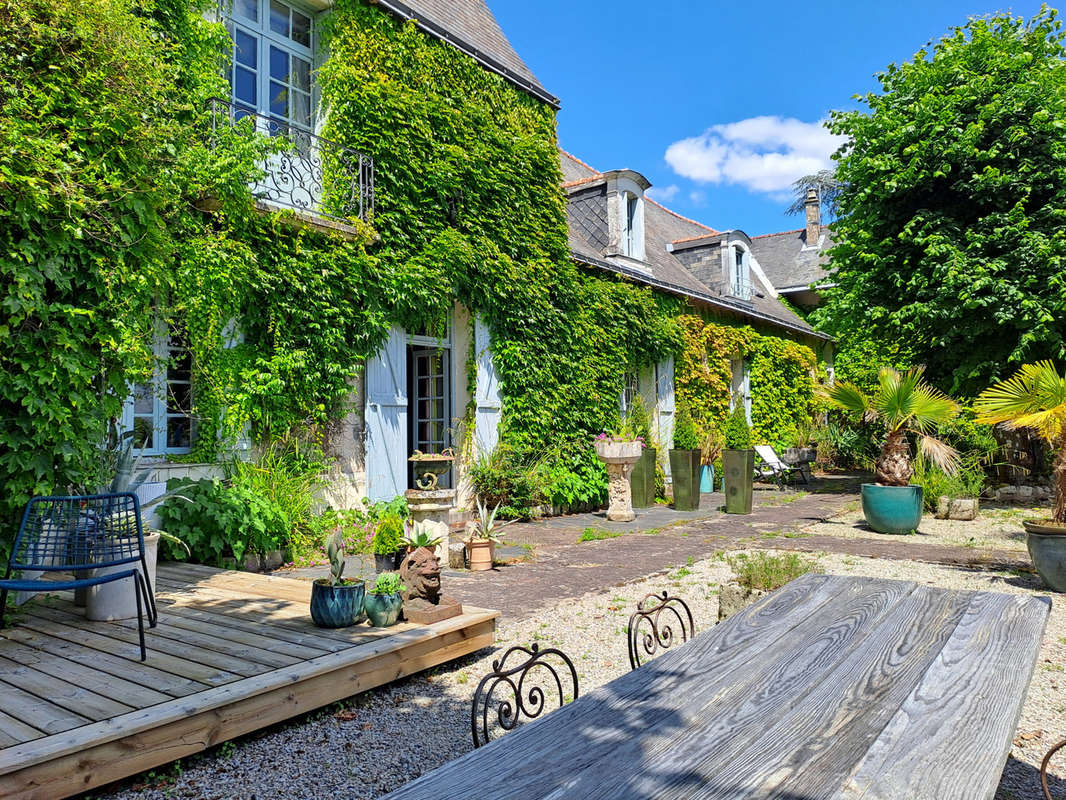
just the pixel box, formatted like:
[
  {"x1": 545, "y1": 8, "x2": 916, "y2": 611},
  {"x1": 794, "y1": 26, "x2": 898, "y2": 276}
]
[
  {"x1": 364, "y1": 592, "x2": 404, "y2": 627},
  {"x1": 861, "y1": 483, "x2": 923, "y2": 534},
  {"x1": 699, "y1": 464, "x2": 715, "y2": 494},
  {"x1": 310, "y1": 580, "x2": 366, "y2": 628},
  {"x1": 1024, "y1": 521, "x2": 1066, "y2": 592}
]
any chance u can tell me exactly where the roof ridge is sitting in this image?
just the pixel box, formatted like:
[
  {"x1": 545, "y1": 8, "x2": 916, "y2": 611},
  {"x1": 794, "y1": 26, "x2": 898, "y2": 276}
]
[
  {"x1": 559, "y1": 149, "x2": 601, "y2": 175},
  {"x1": 561, "y1": 175, "x2": 606, "y2": 189},
  {"x1": 645, "y1": 197, "x2": 717, "y2": 233},
  {"x1": 751, "y1": 228, "x2": 805, "y2": 240}
]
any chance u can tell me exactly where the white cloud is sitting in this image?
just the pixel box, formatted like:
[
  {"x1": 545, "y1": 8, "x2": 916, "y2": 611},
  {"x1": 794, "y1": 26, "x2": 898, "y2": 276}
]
[
  {"x1": 688, "y1": 190, "x2": 706, "y2": 205},
  {"x1": 664, "y1": 116, "x2": 846, "y2": 195},
  {"x1": 646, "y1": 184, "x2": 680, "y2": 202}
]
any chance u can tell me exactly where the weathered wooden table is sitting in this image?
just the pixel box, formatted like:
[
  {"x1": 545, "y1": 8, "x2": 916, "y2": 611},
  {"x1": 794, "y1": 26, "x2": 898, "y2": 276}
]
[{"x1": 382, "y1": 574, "x2": 1051, "y2": 800}]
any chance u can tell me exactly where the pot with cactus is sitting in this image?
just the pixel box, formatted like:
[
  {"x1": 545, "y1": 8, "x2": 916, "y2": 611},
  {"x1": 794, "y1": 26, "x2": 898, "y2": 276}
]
[
  {"x1": 824, "y1": 367, "x2": 959, "y2": 534},
  {"x1": 466, "y1": 497, "x2": 514, "y2": 571},
  {"x1": 363, "y1": 572, "x2": 405, "y2": 627},
  {"x1": 310, "y1": 527, "x2": 366, "y2": 628},
  {"x1": 722, "y1": 405, "x2": 754, "y2": 515},
  {"x1": 976, "y1": 361, "x2": 1066, "y2": 590}
]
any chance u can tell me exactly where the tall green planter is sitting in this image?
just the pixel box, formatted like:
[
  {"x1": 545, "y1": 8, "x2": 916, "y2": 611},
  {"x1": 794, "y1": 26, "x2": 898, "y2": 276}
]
[
  {"x1": 630, "y1": 446, "x2": 656, "y2": 508},
  {"x1": 669, "y1": 449, "x2": 702, "y2": 511},
  {"x1": 723, "y1": 449, "x2": 754, "y2": 515}
]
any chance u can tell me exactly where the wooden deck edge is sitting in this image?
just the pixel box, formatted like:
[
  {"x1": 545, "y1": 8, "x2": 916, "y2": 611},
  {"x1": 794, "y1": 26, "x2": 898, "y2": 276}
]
[{"x1": 0, "y1": 608, "x2": 498, "y2": 799}]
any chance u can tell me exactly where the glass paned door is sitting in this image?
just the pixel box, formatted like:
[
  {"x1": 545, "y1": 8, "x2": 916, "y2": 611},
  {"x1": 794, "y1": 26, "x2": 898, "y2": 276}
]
[{"x1": 408, "y1": 347, "x2": 450, "y2": 488}]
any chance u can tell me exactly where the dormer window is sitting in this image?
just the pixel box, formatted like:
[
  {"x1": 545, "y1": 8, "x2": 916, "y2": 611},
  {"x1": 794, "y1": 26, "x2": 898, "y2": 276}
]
[
  {"x1": 621, "y1": 192, "x2": 644, "y2": 260},
  {"x1": 730, "y1": 245, "x2": 752, "y2": 301}
]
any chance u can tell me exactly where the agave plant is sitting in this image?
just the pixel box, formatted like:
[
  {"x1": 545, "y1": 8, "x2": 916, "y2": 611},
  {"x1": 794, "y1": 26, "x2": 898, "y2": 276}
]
[
  {"x1": 975, "y1": 361, "x2": 1066, "y2": 524},
  {"x1": 822, "y1": 367, "x2": 960, "y2": 486},
  {"x1": 468, "y1": 496, "x2": 515, "y2": 543},
  {"x1": 403, "y1": 520, "x2": 443, "y2": 550}
]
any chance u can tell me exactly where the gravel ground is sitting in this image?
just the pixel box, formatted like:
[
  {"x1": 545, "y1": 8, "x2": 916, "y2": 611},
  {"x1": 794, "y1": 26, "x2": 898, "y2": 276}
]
[
  {"x1": 101, "y1": 551, "x2": 1064, "y2": 800},
  {"x1": 800, "y1": 501, "x2": 1049, "y2": 554}
]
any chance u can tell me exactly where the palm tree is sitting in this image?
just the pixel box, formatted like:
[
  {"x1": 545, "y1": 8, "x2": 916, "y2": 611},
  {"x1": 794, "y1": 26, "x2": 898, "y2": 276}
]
[
  {"x1": 823, "y1": 367, "x2": 959, "y2": 486},
  {"x1": 974, "y1": 361, "x2": 1066, "y2": 524}
]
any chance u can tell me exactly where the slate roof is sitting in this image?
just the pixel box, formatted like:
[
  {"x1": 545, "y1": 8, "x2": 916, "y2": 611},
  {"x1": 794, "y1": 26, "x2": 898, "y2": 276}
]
[
  {"x1": 374, "y1": 0, "x2": 558, "y2": 107},
  {"x1": 559, "y1": 152, "x2": 827, "y2": 341},
  {"x1": 749, "y1": 227, "x2": 836, "y2": 291}
]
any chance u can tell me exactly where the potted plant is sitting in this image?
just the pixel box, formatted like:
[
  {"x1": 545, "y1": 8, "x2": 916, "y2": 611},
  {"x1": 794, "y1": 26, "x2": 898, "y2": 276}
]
[
  {"x1": 466, "y1": 497, "x2": 514, "y2": 571},
  {"x1": 372, "y1": 513, "x2": 406, "y2": 572},
  {"x1": 722, "y1": 405, "x2": 754, "y2": 515},
  {"x1": 363, "y1": 572, "x2": 405, "y2": 627},
  {"x1": 975, "y1": 361, "x2": 1066, "y2": 590},
  {"x1": 699, "y1": 425, "x2": 723, "y2": 494},
  {"x1": 624, "y1": 398, "x2": 656, "y2": 508},
  {"x1": 310, "y1": 528, "x2": 366, "y2": 628},
  {"x1": 783, "y1": 420, "x2": 817, "y2": 466},
  {"x1": 824, "y1": 367, "x2": 959, "y2": 534},
  {"x1": 670, "y1": 406, "x2": 702, "y2": 511},
  {"x1": 403, "y1": 520, "x2": 443, "y2": 552}
]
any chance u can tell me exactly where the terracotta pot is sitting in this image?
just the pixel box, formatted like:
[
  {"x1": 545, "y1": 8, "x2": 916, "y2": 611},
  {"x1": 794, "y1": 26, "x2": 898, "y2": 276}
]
[{"x1": 466, "y1": 539, "x2": 495, "y2": 571}]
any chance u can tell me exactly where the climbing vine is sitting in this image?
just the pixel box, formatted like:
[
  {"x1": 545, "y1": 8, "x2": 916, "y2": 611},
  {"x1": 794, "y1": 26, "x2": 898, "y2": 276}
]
[{"x1": 675, "y1": 314, "x2": 819, "y2": 449}]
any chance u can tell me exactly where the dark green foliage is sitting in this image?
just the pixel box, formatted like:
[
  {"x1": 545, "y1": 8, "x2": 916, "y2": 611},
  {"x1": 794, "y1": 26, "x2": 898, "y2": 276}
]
[
  {"x1": 156, "y1": 479, "x2": 287, "y2": 564},
  {"x1": 673, "y1": 407, "x2": 701, "y2": 450},
  {"x1": 371, "y1": 514, "x2": 405, "y2": 556},
  {"x1": 726, "y1": 551, "x2": 818, "y2": 592},
  {"x1": 722, "y1": 405, "x2": 752, "y2": 450},
  {"x1": 368, "y1": 571, "x2": 405, "y2": 595},
  {"x1": 813, "y1": 418, "x2": 880, "y2": 470},
  {"x1": 817, "y1": 9, "x2": 1066, "y2": 396}
]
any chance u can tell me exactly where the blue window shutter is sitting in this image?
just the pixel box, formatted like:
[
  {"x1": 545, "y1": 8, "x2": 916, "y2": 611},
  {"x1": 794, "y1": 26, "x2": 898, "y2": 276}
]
[
  {"x1": 656, "y1": 357, "x2": 675, "y2": 471},
  {"x1": 474, "y1": 316, "x2": 501, "y2": 456},
  {"x1": 365, "y1": 326, "x2": 408, "y2": 502}
]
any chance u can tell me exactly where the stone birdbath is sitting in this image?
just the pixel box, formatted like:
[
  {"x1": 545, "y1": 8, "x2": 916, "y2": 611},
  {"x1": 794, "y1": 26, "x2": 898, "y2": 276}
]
[
  {"x1": 408, "y1": 448, "x2": 456, "y2": 491},
  {"x1": 406, "y1": 448, "x2": 457, "y2": 565},
  {"x1": 594, "y1": 437, "x2": 644, "y2": 522}
]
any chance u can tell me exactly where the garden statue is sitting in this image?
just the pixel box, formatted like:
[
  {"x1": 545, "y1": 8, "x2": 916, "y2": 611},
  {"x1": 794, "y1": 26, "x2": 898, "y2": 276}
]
[
  {"x1": 593, "y1": 435, "x2": 643, "y2": 522},
  {"x1": 399, "y1": 545, "x2": 462, "y2": 623}
]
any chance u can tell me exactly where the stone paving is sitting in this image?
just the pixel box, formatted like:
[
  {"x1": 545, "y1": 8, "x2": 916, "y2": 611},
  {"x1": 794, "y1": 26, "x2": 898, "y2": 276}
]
[{"x1": 277, "y1": 473, "x2": 1031, "y2": 622}]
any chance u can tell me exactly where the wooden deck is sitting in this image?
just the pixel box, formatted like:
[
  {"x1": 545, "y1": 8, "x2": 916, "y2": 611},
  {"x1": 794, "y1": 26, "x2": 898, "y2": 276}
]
[{"x1": 0, "y1": 563, "x2": 498, "y2": 800}]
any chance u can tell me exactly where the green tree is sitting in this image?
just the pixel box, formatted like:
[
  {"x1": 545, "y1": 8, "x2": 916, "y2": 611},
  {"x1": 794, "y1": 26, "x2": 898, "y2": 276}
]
[{"x1": 814, "y1": 8, "x2": 1066, "y2": 397}]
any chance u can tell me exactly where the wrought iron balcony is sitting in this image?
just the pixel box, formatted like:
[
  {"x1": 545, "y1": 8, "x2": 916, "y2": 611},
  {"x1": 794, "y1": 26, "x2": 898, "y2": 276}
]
[
  {"x1": 207, "y1": 98, "x2": 373, "y2": 223},
  {"x1": 729, "y1": 278, "x2": 754, "y2": 302}
]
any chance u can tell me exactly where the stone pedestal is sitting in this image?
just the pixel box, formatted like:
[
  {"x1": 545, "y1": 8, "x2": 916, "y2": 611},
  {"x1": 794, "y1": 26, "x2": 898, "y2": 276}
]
[
  {"x1": 594, "y1": 440, "x2": 643, "y2": 523},
  {"x1": 405, "y1": 488, "x2": 455, "y2": 564}
]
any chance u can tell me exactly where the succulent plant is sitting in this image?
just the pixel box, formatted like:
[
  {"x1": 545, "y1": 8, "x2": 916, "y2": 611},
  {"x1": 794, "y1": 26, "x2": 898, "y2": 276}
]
[
  {"x1": 403, "y1": 520, "x2": 442, "y2": 550},
  {"x1": 368, "y1": 571, "x2": 405, "y2": 595},
  {"x1": 326, "y1": 527, "x2": 346, "y2": 586},
  {"x1": 468, "y1": 496, "x2": 515, "y2": 543}
]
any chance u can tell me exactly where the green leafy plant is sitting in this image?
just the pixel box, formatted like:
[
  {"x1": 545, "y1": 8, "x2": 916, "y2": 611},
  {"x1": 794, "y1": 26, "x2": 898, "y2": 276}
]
[
  {"x1": 722, "y1": 405, "x2": 752, "y2": 450},
  {"x1": 976, "y1": 361, "x2": 1066, "y2": 523},
  {"x1": 726, "y1": 551, "x2": 818, "y2": 592},
  {"x1": 823, "y1": 367, "x2": 959, "y2": 486},
  {"x1": 913, "y1": 454, "x2": 987, "y2": 511},
  {"x1": 578, "y1": 527, "x2": 621, "y2": 542},
  {"x1": 468, "y1": 442, "x2": 545, "y2": 519},
  {"x1": 372, "y1": 514, "x2": 405, "y2": 556},
  {"x1": 673, "y1": 406, "x2": 701, "y2": 450},
  {"x1": 468, "y1": 497, "x2": 515, "y2": 543},
  {"x1": 620, "y1": 396, "x2": 652, "y2": 443},
  {"x1": 403, "y1": 521, "x2": 442, "y2": 550},
  {"x1": 368, "y1": 572, "x2": 405, "y2": 596}
]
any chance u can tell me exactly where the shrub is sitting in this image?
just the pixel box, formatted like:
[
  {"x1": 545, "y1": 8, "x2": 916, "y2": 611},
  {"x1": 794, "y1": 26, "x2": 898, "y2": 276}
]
[
  {"x1": 620, "y1": 396, "x2": 652, "y2": 443},
  {"x1": 673, "y1": 406, "x2": 701, "y2": 450},
  {"x1": 469, "y1": 442, "x2": 545, "y2": 519},
  {"x1": 913, "y1": 453, "x2": 988, "y2": 511},
  {"x1": 156, "y1": 479, "x2": 288, "y2": 565},
  {"x1": 722, "y1": 405, "x2": 752, "y2": 450},
  {"x1": 372, "y1": 514, "x2": 405, "y2": 555},
  {"x1": 813, "y1": 417, "x2": 880, "y2": 470},
  {"x1": 726, "y1": 551, "x2": 818, "y2": 592}
]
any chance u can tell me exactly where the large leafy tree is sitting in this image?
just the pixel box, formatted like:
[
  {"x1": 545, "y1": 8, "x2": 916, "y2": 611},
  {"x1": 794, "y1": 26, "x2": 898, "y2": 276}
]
[{"x1": 814, "y1": 8, "x2": 1066, "y2": 397}]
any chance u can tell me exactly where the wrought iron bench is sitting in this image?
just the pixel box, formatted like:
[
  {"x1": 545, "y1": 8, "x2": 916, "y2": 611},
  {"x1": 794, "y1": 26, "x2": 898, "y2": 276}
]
[{"x1": 0, "y1": 493, "x2": 158, "y2": 660}]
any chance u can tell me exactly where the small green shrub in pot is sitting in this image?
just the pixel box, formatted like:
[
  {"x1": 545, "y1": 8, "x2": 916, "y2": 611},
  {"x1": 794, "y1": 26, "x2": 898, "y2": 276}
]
[
  {"x1": 722, "y1": 406, "x2": 754, "y2": 514},
  {"x1": 722, "y1": 405, "x2": 752, "y2": 451},
  {"x1": 363, "y1": 572, "x2": 406, "y2": 627},
  {"x1": 372, "y1": 513, "x2": 406, "y2": 571},
  {"x1": 670, "y1": 406, "x2": 702, "y2": 510},
  {"x1": 726, "y1": 551, "x2": 818, "y2": 592},
  {"x1": 626, "y1": 397, "x2": 656, "y2": 509}
]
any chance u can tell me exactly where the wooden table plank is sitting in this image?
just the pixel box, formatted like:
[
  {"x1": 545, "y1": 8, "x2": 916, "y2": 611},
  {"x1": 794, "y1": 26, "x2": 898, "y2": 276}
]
[
  {"x1": 838, "y1": 591, "x2": 1051, "y2": 800},
  {"x1": 379, "y1": 576, "x2": 1050, "y2": 800}
]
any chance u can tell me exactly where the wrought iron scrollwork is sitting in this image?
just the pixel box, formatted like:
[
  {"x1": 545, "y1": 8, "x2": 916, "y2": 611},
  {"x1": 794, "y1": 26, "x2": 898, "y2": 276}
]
[
  {"x1": 471, "y1": 642, "x2": 579, "y2": 748},
  {"x1": 1041, "y1": 737, "x2": 1066, "y2": 800},
  {"x1": 626, "y1": 590, "x2": 695, "y2": 670},
  {"x1": 206, "y1": 98, "x2": 373, "y2": 223}
]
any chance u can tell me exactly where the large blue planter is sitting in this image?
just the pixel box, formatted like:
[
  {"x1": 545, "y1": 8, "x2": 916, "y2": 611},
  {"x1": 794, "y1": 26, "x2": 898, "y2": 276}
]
[
  {"x1": 699, "y1": 464, "x2": 716, "y2": 494},
  {"x1": 310, "y1": 580, "x2": 366, "y2": 628},
  {"x1": 861, "y1": 483, "x2": 923, "y2": 534},
  {"x1": 364, "y1": 591, "x2": 404, "y2": 627}
]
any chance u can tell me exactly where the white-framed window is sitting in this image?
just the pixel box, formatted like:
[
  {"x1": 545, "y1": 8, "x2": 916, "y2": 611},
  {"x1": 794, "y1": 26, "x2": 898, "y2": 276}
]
[
  {"x1": 730, "y1": 358, "x2": 752, "y2": 426},
  {"x1": 620, "y1": 371, "x2": 639, "y2": 414},
  {"x1": 621, "y1": 192, "x2": 644, "y2": 260},
  {"x1": 227, "y1": 0, "x2": 314, "y2": 132},
  {"x1": 730, "y1": 245, "x2": 753, "y2": 300},
  {"x1": 121, "y1": 324, "x2": 194, "y2": 456}
]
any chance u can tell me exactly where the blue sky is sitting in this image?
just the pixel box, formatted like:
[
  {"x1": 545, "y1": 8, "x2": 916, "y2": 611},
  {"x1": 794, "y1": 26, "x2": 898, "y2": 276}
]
[{"x1": 491, "y1": 0, "x2": 1048, "y2": 235}]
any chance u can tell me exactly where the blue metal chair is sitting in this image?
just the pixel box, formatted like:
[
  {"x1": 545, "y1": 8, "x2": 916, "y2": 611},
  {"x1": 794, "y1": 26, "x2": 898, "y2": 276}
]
[{"x1": 0, "y1": 493, "x2": 158, "y2": 660}]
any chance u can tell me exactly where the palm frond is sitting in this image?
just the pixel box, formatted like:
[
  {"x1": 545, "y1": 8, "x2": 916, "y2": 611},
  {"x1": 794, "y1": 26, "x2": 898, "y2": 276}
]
[
  {"x1": 919, "y1": 435, "x2": 960, "y2": 475},
  {"x1": 822, "y1": 381, "x2": 871, "y2": 418},
  {"x1": 975, "y1": 361, "x2": 1066, "y2": 441}
]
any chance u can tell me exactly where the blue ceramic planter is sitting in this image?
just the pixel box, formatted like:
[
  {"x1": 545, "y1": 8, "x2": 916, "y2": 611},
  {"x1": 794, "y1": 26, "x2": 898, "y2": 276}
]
[
  {"x1": 1024, "y1": 521, "x2": 1066, "y2": 592},
  {"x1": 699, "y1": 464, "x2": 716, "y2": 494},
  {"x1": 364, "y1": 592, "x2": 403, "y2": 627},
  {"x1": 310, "y1": 580, "x2": 366, "y2": 628},
  {"x1": 860, "y1": 483, "x2": 923, "y2": 534}
]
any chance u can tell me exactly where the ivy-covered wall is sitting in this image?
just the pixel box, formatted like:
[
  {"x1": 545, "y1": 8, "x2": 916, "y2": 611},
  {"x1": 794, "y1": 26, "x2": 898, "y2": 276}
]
[{"x1": 675, "y1": 314, "x2": 820, "y2": 449}]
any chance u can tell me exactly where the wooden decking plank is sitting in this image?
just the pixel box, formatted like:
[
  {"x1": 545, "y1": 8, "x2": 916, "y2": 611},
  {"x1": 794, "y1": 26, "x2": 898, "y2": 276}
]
[
  {"x1": 155, "y1": 599, "x2": 352, "y2": 653},
  {"x1": 0, "y1": 653, "x2": 137, "y2": 722},
  {"x1": 838, "y1": 591, "x2": 1051, "y2": 800},
  {"x1": 673, "y1": 584, "x2": 974, "y2": 799},
  {"x1": 0, "y1": 626, "x2": 208, "y2": 698},
  {"x1": 156, "y1": 564, "x2": 315, "y2": 602},
  {"x1": 9, "y1": 614, "x2": 243, "y2": 686},
  {"x1": 0, "y1": 609, "x2": 498, "y2": 799},
  {"x1": 0, "y1": 711, "x2": 45, "y2": 748},
  {"x1": 0, "y1": 682, "x2": 90, "y2": 735},
  {"x1": 0, "y1": 639, "x2": 171, "y2": 708}
]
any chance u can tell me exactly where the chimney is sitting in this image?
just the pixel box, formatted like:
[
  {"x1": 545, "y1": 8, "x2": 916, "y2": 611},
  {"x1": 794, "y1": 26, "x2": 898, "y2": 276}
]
[{"x1": 805, "y1": 188, "x2": 820, "y2": 245}]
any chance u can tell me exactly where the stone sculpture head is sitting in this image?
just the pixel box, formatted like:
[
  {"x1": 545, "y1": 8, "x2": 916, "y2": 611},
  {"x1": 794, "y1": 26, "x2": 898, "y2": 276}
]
[{"x1": 400, "y1": 545, "x2": 441, "y2": 604}]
